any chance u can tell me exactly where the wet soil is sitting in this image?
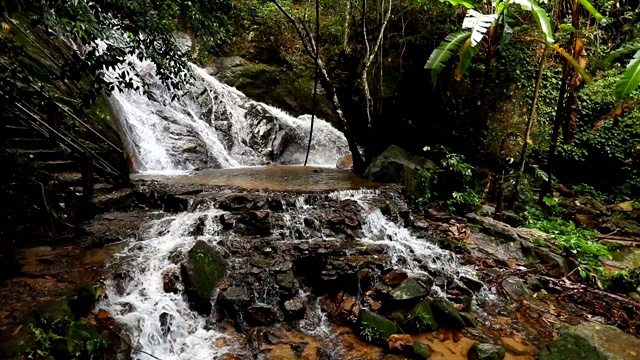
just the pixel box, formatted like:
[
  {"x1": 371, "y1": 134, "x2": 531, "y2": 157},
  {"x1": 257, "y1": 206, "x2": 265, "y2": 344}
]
[{"x1": 0, "y1": 209, "x2": 163, "y2": 337}]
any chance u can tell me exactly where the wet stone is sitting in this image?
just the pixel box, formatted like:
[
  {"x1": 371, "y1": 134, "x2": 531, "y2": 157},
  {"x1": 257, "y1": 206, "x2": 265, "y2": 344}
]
[
  {"x1": 181, "y1": 240, "x2": 227, "y2": 315},
  {"x1": 283, "y1": 295, "x2": 305, "y2": 319},
  {"x1": 539, "y1": 321, "x2": 640, "y2": 360},
  {"x1": 382, "y1": 269, "x2": 409, "y2": 286},
  {"x1": 247, "y1": 303, "x2": 283, "y2": 325},
  {"x1": 431, "y1": 299, "x2": 466, "y2": 330},
  {"x1": 468, "y1": 343, "x2": 506, "y2": 360},
  {"x1": 388, "y1": 276, "x2": 432, "y2": 301},
  {"x1": 357, "y1": 309, "x2": 398, "y2": 345},
  {"x1": 501, "y1": 276, "x2": 533, "y2": 299},
  {"x1": 406, "y1": 299, "x2": 438, "y2": 332}
]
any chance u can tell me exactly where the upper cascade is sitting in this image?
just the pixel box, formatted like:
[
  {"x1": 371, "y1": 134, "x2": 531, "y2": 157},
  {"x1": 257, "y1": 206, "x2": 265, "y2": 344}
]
[{"x1": 109, "y1": 61, "x2": 349, "y2": 174}]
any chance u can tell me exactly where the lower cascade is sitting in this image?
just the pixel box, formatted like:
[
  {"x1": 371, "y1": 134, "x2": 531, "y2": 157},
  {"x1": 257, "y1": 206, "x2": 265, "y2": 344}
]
[{"x1": 98, "y1": 188, "x2": 488, "y2": 359}]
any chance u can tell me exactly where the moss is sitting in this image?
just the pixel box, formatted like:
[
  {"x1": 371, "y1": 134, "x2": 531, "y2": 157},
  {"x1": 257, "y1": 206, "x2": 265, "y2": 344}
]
[
  {"x1": 406, "y1": 299, "x2": 438, "y2": 332},
  {"x1": 412, "y1": 341, "x2": 431, "y2": 359},
  {"x1": 357, "y1": 309, "x2": 398, "y2": 345},
  {"x1": 182, "y1": 240, "x2": 227, "y2": 314}
]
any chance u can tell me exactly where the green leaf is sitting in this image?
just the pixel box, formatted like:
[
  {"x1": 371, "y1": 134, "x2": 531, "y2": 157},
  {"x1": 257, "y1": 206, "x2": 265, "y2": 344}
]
[
  {"x1": 462, "y1": 10, "x2": 499, "y2": 46},
  {"x1": 438, "y1": 0, "x2": 479, "y2": 9},
  {"x1": 577, "y1": 0, "x2": 604, "y2": 22},
  {"x1": 455, "y1": 38, "x2": 476, "y2": 80},
  {"x1": 551, "y1": 44, "x2": 592, "y2": 83},
  {"x1": 425, "y1": 31, "x2": 472, "y2": 87},
  {"x1": 511, "y1": 0, "x2": 554, "y2": 44},
  {"x1": 594, "y1": 41, "x2": 640, "y2": 70},
  {"x1": 615, "y1": 51, "x2": 640, "y2": 100}
]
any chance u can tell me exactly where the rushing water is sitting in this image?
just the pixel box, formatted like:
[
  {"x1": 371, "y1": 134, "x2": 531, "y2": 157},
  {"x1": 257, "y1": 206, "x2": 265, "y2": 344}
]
[
  {"x1": 100, "y1": 59, "x2": 484, "y2": 359},
  {"x1": 98, "y1": 190, "x2": 482, "y2": 359},
  {"x1": 109, "y1": 61, "x2": 349, "y2": 173}
]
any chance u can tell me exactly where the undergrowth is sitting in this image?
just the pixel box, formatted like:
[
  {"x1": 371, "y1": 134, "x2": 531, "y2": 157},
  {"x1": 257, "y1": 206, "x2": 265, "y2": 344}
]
[{"x1": 524, "y1": 201, "x2": 612, "y2": 284}]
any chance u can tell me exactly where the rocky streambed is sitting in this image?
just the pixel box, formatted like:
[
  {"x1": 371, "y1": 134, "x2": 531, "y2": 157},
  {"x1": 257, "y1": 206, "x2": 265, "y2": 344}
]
[{"x1": 2, "y1": 174, "x2": 640, "y2": 360}]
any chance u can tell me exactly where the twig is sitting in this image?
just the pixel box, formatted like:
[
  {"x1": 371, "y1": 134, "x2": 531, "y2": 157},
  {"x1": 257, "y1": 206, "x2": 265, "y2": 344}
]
[{"x1": 105, "y1": 324, "x2": 163, "y2": 360}]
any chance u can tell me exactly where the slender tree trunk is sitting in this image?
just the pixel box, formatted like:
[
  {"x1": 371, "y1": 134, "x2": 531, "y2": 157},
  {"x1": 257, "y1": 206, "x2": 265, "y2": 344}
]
[
  {"x1": 270, "y1": 0, "x2": 366, "y2": 171},
  {"x1": 539, "y1": 0, "x2": 580, "y2": 203},
  {"x1": 510, "y1": 46, "x2": 549, "y2": 207},
  {"x1": 343, "y1": 1, "x2": 351, "y2": 52},
  {"x1": 478, "y1": 25, "x2": 495, "y2": 152},
  {"x1": 361, "y1": 0, "x2": 392, "y2": 164}
]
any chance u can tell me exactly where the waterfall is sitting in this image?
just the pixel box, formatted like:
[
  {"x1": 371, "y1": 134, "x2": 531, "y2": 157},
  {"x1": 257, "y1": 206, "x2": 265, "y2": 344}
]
[
  {"x1": 98, "y1": 189, "x2": 483, "y2": 359},
  {"x1": 109, "y1": 61, "x2": 350, "y2": 174}
]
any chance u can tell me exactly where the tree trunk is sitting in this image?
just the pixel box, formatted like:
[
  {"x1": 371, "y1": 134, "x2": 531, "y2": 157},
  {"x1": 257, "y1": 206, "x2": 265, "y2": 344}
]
[
  {"x1": 538, "y1": 0, "x2": 581, "y2": 203},
  {"x1": 271, "y1": 0, "x2": 366, "y2": 171},
  {"x1": 511, "y1": 46, "x2": 548, "y2": 207}
]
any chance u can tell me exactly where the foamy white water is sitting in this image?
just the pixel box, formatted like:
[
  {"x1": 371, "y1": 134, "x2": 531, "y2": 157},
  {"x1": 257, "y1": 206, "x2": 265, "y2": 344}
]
[
  {"x1": 109, "y1": 60, "x2": 349, "y2": 174},
  {"x1": 98, "y1": 210, "x2": 232, "y2": 360}
]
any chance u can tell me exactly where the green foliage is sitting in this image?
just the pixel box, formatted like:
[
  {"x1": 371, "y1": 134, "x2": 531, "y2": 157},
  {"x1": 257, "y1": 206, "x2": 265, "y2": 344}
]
[
  {"x1": 605, "y1": 268, "x2": 640, "y2": 293},
  {"x1": 3, "y1": 0, "x2": 231, "y2": 101},
  {"x1": 425, "y1": 31, "x2": 471, "y2": 87},
  {"x1": 424, "y1": 145, "x2": 481, "y2": 212},
  {"x1": 27, "y1": 317, "x2": 107, "y2": 359},
  {"x1": 615, "y1": 50, "x2": 640, "y2": 100},
  {"x1": 359, "y1": 320, "x2": 382, "y2": 343},
  {"x1": 524, "y1": 205, "x2": 611, "y2": 283},
  {"x1": 446, "y1": 189, "x2": 482, "y2": 212}
]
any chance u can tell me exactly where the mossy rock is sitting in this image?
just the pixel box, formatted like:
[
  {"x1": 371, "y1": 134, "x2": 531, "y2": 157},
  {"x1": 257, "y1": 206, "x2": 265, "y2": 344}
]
[
  {"x1": 413, "y1": 341, "x2": 431, "y2": 359},
  {"x1": 406, "y1": 299, "x2": 438, "y2": 332},
  {"x1": 68, "y1": 284, "x2": 98, "y2": 319},
  {"x1": 357, "y1": 309, "x2": 398, "y2": 345},
  {"x1": 34, "y1": 299, "x2": 74, "y2": 325},
  {"x1": 0, "y1": 323, "x2": 36, "y2": 359},
  {"x1": 539, "y1": 322, "x2": 640, "y2": 360},
  {"x1": 389, "y1": 278, "x2": 431, "y2": 301},
  {"x1": 431, "y1": 299, "x2": 465, "y2": 330},
  {"x1": 181, "y1": 240, "x2": 227, "y2": 315},
  {"x1": 468, "y1": 343, "x2": 506, "y2": 360},
  {"x1": 365, "y1": 145, "x2": 433, "y2": 201}
]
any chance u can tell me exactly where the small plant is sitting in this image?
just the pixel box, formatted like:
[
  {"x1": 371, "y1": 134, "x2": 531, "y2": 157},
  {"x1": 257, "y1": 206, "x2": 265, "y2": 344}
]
[
  {"x1": 26, "y1": 317, "x2": 107, "y2": 359},
  {"x1": 359, "y1": 321, "x2": 382, "y2": 342},
  {"x1": 446, "y1": 189, "x2": 482, "y2": 213}
]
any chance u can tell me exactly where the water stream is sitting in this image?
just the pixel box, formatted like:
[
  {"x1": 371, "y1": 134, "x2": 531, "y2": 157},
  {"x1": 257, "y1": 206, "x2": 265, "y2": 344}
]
[{"x1": 100, "y1": 62, "x2": 485, "y2": 359}]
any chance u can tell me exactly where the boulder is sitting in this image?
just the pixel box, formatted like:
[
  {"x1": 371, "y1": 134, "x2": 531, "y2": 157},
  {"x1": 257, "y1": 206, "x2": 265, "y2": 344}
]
[
  {"x1": 357, "y1": 309, "x2": 398, "y2": 345},
  {"x1": 365, "y1": 145, "x2": 433, "y2": 200},
  {"x1": 181, "y1": 240, "x2": 227, "y2": 314},
  {"x1": 431, "y1": 299, "x2": 466, "y2": 330},
  {"x1": 388, "y1": 276, "x2": 433, "y2": 301},
  {"x1": 406, "y1": 299, "x2": 438, "y2": 332},
  {"x1": 539, "y1": 322, "x2": 640, "y2": 360},
  {"x1": 337, "y1": 154, "x2": 354, "y2": 169},
  {"x1": 468, "y1": 343, "x2": 506, "y2": 360},
  {"x1": 501, "y1": 276, "x2": 533, "y2": 299},
  {"x1": 413, "y1": 341, "x2": 432, "y2": 359}
]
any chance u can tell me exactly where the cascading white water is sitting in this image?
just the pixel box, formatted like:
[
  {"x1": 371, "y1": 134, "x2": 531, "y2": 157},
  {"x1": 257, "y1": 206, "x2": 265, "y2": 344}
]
[
  {"x1": 99, "y1": 210, "x2": 232, "y2": 360},
  {"x1": 109, "y1": 60, "x2": 350, "y2": 174},
  {"x1": 98, "y1": 189, "x2": 483, "y2": 359}
]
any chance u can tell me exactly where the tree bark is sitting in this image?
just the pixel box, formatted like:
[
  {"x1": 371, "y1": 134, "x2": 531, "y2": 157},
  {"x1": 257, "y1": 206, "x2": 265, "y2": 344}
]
[
  {"x1": 271, "y1": 0, "x2": 366, "y2": 171},
  {"x1": 539, "y1": 0, "x2": 581, "y2": 203},
  {"x1": 510, "y1": 46, "x2": 548, "y2": 207},
  {"x1": 361, "y1": 0, "x2": 392, "y2": 164}
]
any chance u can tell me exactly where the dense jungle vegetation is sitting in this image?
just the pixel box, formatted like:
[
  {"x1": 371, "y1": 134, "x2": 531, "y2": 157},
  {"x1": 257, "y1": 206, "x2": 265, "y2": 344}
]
[{"x1": 2, "y1": 0, "x2": 640, "y2": 307}]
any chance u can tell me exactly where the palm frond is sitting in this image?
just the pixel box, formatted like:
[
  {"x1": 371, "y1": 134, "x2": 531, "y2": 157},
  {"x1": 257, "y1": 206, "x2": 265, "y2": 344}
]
[
  {"x1": 462, "y1": 10, "x2": 498, "y2": 46},
  {"x1": 425, "y1": 31, "x2": 471, "y2": 87},
  {"x1": 615, "y1": 51, "x2": 640, "y2": 100},
  {"x1": 511, "y1": 0, "x2": 554, "y2": 44}
]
